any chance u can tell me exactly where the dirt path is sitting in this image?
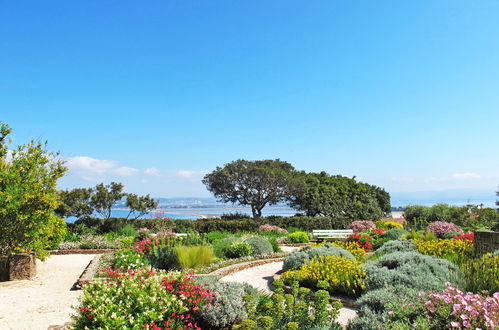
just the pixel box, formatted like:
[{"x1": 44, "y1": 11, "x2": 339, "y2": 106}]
[
  {"x1": 0, "y1": 254, "x2": 95, "y2": 330},
  {"x1": 220, "y1": 260, "x2": 358, "y2": 327}
]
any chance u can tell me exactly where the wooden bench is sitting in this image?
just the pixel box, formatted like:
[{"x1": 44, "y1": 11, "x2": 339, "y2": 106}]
[{"x1": 312, "y1": 229, "x2": 353, "y2": 241}]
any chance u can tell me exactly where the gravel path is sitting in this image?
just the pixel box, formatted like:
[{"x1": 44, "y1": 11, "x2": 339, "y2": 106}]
[
  {"x1": 220, "y1": 259, "x2": 358, "y2": 328},
  {"x1": 0, "y1": 254, "x2": 95, "y2": 330}
]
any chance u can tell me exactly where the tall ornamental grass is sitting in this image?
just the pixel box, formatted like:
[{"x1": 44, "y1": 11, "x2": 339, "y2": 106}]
[{"x1": 174, "y1": 245, "x2": 215, "y2": 269}]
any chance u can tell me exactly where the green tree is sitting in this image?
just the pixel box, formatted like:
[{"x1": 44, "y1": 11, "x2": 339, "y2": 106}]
[
  {"x1": 290, "y1": 172, "x2": 386, "y2": 221},
  {"x1": 90, "y1": 182, "x2": 125, "y2": 219},
  {"x1": 56, "y1": 188, "x2": 94, "y2": 218},
  {"x1": 202, "y1": 159, "x2": 299, "y2": 218},
  {"x1": 0, "y1": 122, "x2": 67, "y2": 259},
  {"x1": 125, "y1": 193, "x2": 158, "y2": 220}
]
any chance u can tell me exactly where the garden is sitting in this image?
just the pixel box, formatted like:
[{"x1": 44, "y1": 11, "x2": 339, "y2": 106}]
[{"x1": 55, "y1": 207, "x2": 498, "y2": 330}]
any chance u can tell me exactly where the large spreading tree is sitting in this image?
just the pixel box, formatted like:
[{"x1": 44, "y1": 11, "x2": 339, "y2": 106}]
[
  {"x1": 0, "y1": 123, "x2": 67, "y2": 259},
  {"x1": 125, "y1": 193, "x2": 158, "y2": 220},
  {"x1": 55, "y1": 187, "x2": 94, "y2": 218},
  {"x1": 202, "y1": 159, "x2": 299, "y2": 218},
  {"x1": 289, "y1": 171, "x2": 389, "y2": 221}
]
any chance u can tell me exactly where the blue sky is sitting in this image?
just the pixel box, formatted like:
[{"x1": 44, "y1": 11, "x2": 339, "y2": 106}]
[{"x1": 1, "y1": 1, "x2": 498, "y2": 199}]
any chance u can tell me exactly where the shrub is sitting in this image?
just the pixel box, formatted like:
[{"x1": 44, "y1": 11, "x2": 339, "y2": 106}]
[
  {"x1": 426, "y1": 221, "x2": 463, "y2": 238},
  {"x1": 385, "y1": 283, "x2": 499, "y2": 330},
  {"x1": 258, "y1": 224, "x2": 288, "y2": 234},
  {"x1": 225, "y1": 241, "x2": 253, "y2": 259},
  {"x1": 205, "y1": 231, "x2": 230, "y2": 243},
  {"x1": 345, "y1": 232, "x2": 374, "y2": 251},
  {"x1": 114, "y1": 249, "x2": 149, "y2": 270},
  {"x1": 244, "y1": 236, "x2": 273, "y2": 256},
  {"x1": 348, "y1": 220, "x2": 376, "y2": 233},
  {"x1": 281, "y1": 255, "x2": 366, "y2": 296},
  {"x1": 174, "y1": 245, "x2": 215, "y2": 269},
  {"x1": 221, "y1": 212, "x2": 249, "y2": 220},
  {"x1": 267, "y1": 237, "x2": 282, "y2": 253},
  {"x1": 283, "y1": 244, "x2": 354, "y2": 271},
  {"x1": 287, "y1": 231, "x2": 309, "y2": 243},
  {"x1": 460, "y1": 253, "x2": 499, "y2": 293},
  {"x1": 376, "y1": 220, "x2": 404, "y2": 230},
  {"x1": 195, "y1": 281, "x2": 259, "y2": 328},
  {"x1": 356, "y1": 285, "x2": 419, "y2": 314},
  {"x1": 146, "y1": 245, "x2": 178, "y2": 270},
  {"x1": 414, "y1": 238, "x2": 474, "y2": 259},
  {"x1": 364, "y1": 251, "x2": 465, "y2": 292},
  {"x1": 212, "y1": 237, "x2": 237, "y2": 258},
  {"x1": 375, "y1": 240, "x2": 416, "y2": 256},
  {"x1": 117, "y1": 224, "x2": 137, "y2": 237},
  {"x1": 454, "y1": 232, "x2": 475, "y2": 241},
  {"x1": 234, "y1": 280, "x2": 342, "y2": 329},
  {"x1": 330, "y1": 241, "x2": 366, "y2": 259},
  {"x1": 383, "y1": 228, "x2": 407, "y2": 240},
  {"x1": 72, "y1": 269, "x2": 213, "y2": 329}
]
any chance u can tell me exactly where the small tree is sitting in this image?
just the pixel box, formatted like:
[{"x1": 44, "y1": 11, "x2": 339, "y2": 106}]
[
  {"x1": 125, "y1": 193, "x2": 158, "y2": 220},
  {"x1": 0, "y1": 123, "x2": 67, "y2": 259},
  {"x1": 90, "y1": 182, "x2": 125, "y2": 219},
  {"x1": 56, "y1": 188, "x2": 94, "y2": 218},
  {"x1": 202, "y1": 159, "x2": 299, "y2": 218}
]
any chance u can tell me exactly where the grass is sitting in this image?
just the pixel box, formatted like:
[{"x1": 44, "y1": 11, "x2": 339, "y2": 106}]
[{"x1": 174, "y1": 245, "x2": 215, "y2": 269}]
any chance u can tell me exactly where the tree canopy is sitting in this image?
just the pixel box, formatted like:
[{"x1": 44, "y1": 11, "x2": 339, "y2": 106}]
[
  {"x1": 90, "y1": 182, "x2": 125, "y2": 219},
  {"x1": 56, "y1": 187, "x2": 94, "y2": 218},
  {"x1": 125, "y1": 193, "x2": 158, "y2": 220},
  {"x1": 289, "y1": 172, "x2": 389, "y2": 221},
  {"x1": 0, "y1": 122, "x2": 67, "y2": 259},
  {"x1": 202, "y1": 159, "x2": 299, "y2": 218}
]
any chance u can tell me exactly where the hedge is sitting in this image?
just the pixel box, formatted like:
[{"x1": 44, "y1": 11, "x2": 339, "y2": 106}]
[{"x1": 72, "y1": 216, "x2": 351, "y2": 234}]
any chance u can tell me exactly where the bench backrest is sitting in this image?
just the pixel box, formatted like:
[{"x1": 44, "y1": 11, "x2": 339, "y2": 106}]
[{"x1": 312, "y1": 229, "x2": 353, "y2": 238}]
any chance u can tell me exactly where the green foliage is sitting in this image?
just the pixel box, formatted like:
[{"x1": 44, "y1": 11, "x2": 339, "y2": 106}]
[
  {"x1": 221, "y1": 212, "x2": 249, "y2": 220},
  {"x1": 404, "y1": 203, "x2": 498, "y2": 230},
  {"x1": 283, "y1": 244, "x2": 354, "y2": 271},
  {"x1": 90, "y1": 182, "x2": 125, "y2": 219},
  {"x1": 287, "y1": 231, "x2": 309, "y2": 243},
  {"x1": 0, "y1": 123, "x2": 67, "y2": 259},
  {"x1": 202, "y1": 159, "x2": 300, "y2": 218},
  {"x1": 282, "y1": 255, "x2": 366, "y2": 296},
  {"x1": 364, "y1": 251, "x2": 465, "y2": 292},
  {"x1": 268, "y1": 237, "x2": 282, "y2": 252},
  {"x1": 55, "y1": 188, "x2": 94, "y2": 218},
  {"x1": 114, "y1": 249, "x2": 149, "y2": 270},
  {"x1": 460, "y1": 253, "x2": 499, "y2": 293},
  {"x1": 146, "y1": 245, "x2": 178, "y2": 270},
  {"x1": 58, "y1": 234, "x2": 120, "y2": 250},
  {"x1": 72, "y1": 270, "x2": 211, "y2": 329},
  {"x1": 375, "y1": 240, "x2": 416, "y2": 255},
  {"x1": 195, "y1": 280, "x2": 260, "y2": 328},
  {"x1": 125, "y1": 193, "x2": 158, "y2": 220},
  {"x1": 226, "y1": 241, "x2": 254, "y2": 258},
  {"x1": 74, "y1": 215, "x2": 363, "y2": 234},
  {"x1": 290, "y1": 171, "x2": 389, "y2": 220},
  {"x1": 356, "y1": 285, "x2": 419, "y2": 315},
  {"x1": 383, "y1": 228, "x2": 407, "y2": 240},
  {"x1": 234, "y1": 281, "x2": 342, "y2": 330},
  {"x1": 173, "y1": 245, "x2": 215, "y2": 269},
  {"x1": 244, "y1": 236, "x2": 274, "y2": 255}
]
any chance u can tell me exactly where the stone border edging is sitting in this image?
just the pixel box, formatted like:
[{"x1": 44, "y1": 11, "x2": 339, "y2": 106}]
[
  {"x1": 76, "y1": 254, "x2": 110, "y2": 288},
  {"x1": 280, "y1": 243, "x2": 312, "y2": 247},
  {"x1": 50, "y1": 249, "x2": 115, "y2": 255},
  {"x1": 196, "y1": 257, "x2": 285, "y2": 278}
]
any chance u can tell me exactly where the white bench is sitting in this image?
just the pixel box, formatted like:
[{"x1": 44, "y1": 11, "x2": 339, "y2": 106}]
[{"x1": 312, "y1": 229, "x2": 353, "y2": 241}]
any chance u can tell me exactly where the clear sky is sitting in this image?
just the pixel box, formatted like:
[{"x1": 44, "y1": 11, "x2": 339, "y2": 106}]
[{"x1": 1, "y1": 1, "x2": 498, "y2": 199}]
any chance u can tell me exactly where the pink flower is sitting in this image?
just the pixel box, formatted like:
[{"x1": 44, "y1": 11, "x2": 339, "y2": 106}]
[
  {"x1": 460, "y1": 314, "x2": 468, "y2": 320},
  {"x1": 463, "y1": 320, "x2": 471, "y2": 328},
  {"x1": 451, "y1": 321, "x2": 460, "y2": 328}
]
